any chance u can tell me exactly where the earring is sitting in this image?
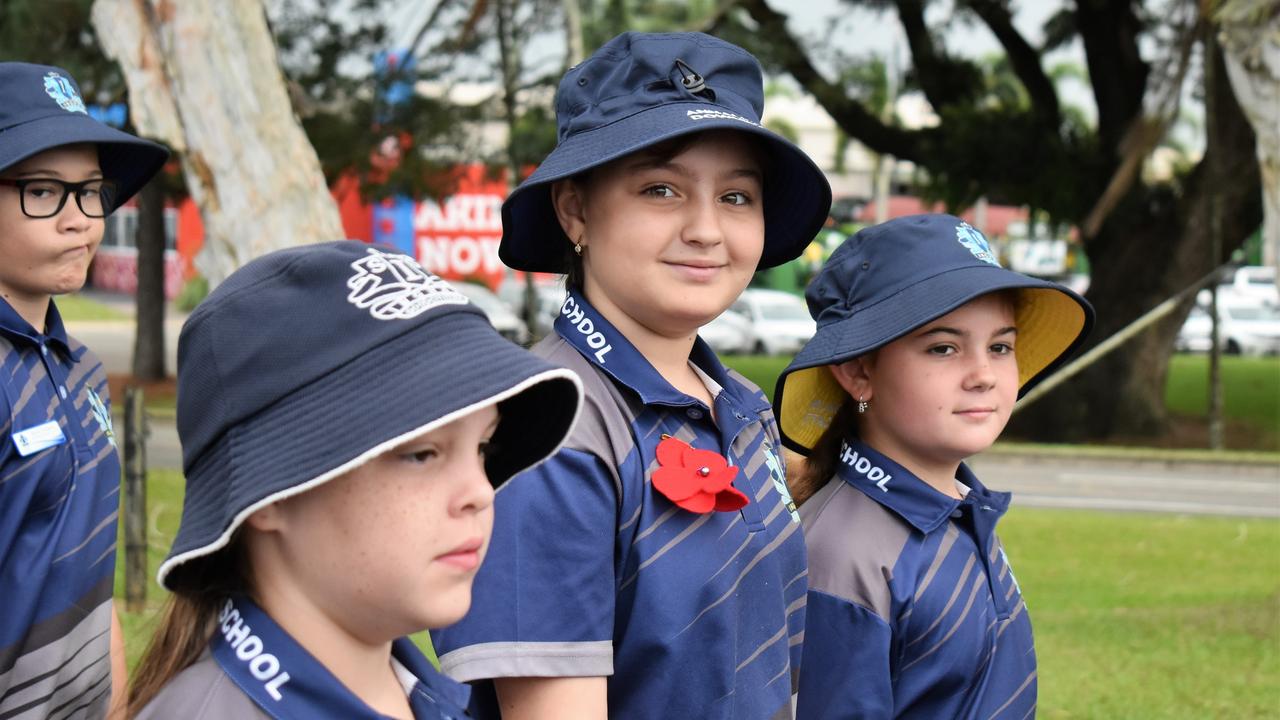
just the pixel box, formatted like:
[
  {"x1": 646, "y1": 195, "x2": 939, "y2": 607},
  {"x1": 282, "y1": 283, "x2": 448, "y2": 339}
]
[
  {"x1": 857, "y1": 396, "x2": 869, "y2": 414},
  {"x1": 574, "y1": 241, "x2": 583, "y2": 256}
]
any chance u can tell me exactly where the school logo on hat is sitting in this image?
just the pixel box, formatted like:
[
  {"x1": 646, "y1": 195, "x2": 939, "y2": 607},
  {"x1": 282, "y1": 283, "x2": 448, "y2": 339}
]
[
  {"x1": 346, "y1": 248, "x2": 468, "y2": 320},
  {"x1": 956, "y1": 221, "x2": 999, "y2": 266},
  {"x1": 685, "y1": 108, "x2": 760, "y2": 127},
  {"x1": 42, "y1": 71, "x2": 87, "y2": 114}
]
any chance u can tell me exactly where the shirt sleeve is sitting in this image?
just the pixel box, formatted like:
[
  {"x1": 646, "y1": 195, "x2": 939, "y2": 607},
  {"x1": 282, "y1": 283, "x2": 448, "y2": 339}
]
[
  {"x1": 432, "y1": 447, "x2": 617, "y2": 682},
  {"x1": 796, "y1": 589, "x2": 894, "y2": 720}
]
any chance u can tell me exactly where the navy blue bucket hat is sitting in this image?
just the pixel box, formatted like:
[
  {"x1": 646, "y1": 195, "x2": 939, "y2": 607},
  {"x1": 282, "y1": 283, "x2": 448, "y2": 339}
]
[
  {"x1": 0, "y1": 63, "x2": 168, "y2": 210},
  {"x1": 158, "y1": 241, "x2": 583, "y2": 590},
  {"x1": 500, "y1": 31, "x2": 832, "y2": 273},
  {"x1": 775, "y1": 214, "x2": 1094, "y2": 453}
]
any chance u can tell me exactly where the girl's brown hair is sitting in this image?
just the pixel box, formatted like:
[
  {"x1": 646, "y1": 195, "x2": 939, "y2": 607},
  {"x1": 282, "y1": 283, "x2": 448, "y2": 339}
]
[
  {"x1": 787, "y1": 400, "x2": 856, "y2": 507},
  {"x1": 127, "y1": 539, "x2": 251, "y2": 715}
]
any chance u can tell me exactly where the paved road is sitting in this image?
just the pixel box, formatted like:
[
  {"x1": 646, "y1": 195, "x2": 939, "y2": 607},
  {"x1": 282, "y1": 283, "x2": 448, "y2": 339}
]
[
  {"x1": 65, "y1": 319, "x2": 183, "y2": 377},
  {"x1": 967, "y1": 453, "x2": 1279, "y2": 518}
]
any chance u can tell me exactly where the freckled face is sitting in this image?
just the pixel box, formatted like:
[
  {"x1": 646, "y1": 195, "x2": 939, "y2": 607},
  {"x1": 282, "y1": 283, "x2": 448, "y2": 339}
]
[
  {"x1": 846, "y1": 294, "x2": 1019, "y2": 475},
  {"x1": 259, "y1": 405, "x2": 499, "y2": 642}
]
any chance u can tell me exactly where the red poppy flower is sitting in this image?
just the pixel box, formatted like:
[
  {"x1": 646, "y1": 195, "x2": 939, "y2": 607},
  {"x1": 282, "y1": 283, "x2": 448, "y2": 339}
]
[{"x1": 652, "y1": 436, "x2": 749, "y2": 514}]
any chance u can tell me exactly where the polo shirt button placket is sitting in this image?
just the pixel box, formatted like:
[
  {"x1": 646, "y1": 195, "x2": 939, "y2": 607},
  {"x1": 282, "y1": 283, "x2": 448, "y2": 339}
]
[{"x1": 970, "y1": 501, "x2": 1012, "y2": 618}]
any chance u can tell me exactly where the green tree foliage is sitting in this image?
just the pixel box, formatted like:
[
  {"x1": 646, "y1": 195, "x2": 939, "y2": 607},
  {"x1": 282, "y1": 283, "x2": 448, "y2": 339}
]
[
  {"x1": 267, "y1": 0, "x2": 484, "y2": 200},
  {"x1": 581, "y1": 0, "x2": 719, "y2": 49},
  {"x1": 0, "y1": 0, "x2": 116, "y2": 96},
  {"x1": 710, "y1": 0, "x2": 1262, "y2": 442}
]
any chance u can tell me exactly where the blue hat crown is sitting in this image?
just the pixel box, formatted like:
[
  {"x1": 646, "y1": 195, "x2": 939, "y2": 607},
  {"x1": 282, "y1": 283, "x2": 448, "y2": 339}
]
[
  {"x1": 555, "y1": 32, "x2": 765, "y2": 143},
  {"x1": 0, "y1": 62, "x2": 168, "y2": 210},
  {"x1": 806, "y1": 215, "x2": 1006, "y2": 326},
  {"x1": 497, "y1": 32, "x2": 832, "y2": 273}
]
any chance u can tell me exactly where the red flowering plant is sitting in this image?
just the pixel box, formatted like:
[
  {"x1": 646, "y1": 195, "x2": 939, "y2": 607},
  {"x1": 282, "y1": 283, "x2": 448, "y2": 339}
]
[{"x1": 652, "y1": 436, "x2": 749, "y2": 514}]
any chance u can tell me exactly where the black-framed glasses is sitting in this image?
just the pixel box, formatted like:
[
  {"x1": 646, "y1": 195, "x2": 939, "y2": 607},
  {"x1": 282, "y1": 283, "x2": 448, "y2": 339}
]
[{"x1": 0, "y1": 178, "x2": 119, "y2": 219}]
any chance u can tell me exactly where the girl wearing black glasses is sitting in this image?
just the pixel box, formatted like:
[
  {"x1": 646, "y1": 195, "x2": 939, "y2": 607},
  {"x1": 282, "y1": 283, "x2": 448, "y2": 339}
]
[{"x1": 0, "y1": 61, "x2": 166, "y2": 719}]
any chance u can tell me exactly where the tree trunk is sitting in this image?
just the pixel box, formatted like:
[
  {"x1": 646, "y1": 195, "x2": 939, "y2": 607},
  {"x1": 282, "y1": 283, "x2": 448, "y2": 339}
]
[
  {"x1": 1218, "y1": 0, "x2": 1280, "y2": 268},
  {"x1": 91, "y1": 0, "x2": 344, "y2": 287},
  {"x1": 1008, "y1": 41, "x2": 1262, "y2": 442},
  {"x1": 131, "y1": 176, "x2": 166, "y2": 380}
]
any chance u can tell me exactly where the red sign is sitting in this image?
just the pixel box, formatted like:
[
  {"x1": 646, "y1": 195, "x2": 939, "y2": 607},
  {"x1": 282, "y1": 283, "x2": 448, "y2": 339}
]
[{"x1": 413, "y1": 166, "x2": 507, "y2": 289}]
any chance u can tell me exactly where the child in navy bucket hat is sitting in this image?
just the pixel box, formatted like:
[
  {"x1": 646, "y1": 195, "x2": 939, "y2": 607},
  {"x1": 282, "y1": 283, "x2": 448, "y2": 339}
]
[
  {"x1": 0, "y1": 62, "x2": 168, "y2": 719},
  {"x1": 433, "y1": 31, "x2": 829, "y2": 719},
  {"x1": 775, "y1": 214, "x2": 1094, "y2": 719},
  {"x1": 128, "y1": 241, "x2": 583, "y2": 719}
]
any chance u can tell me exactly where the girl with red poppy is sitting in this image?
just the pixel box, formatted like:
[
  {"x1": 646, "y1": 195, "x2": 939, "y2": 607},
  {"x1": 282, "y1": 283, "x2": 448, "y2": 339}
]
[{"x1": 431, "y1": 32, "x2": 831, "y2": 719}]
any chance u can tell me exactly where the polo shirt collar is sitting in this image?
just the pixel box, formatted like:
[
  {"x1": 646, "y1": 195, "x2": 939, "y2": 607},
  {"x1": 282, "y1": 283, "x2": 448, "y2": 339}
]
[
  {"x1": 0, "y1": 296, "x2": 70, "y2": 352},
  {"x1": 211, "y1": 595, "x2": 470, "y2": 719},
  {"x1": 554, "y1": 289, "x2": 765, "y2": 413},
  {"x1": 834, "y1": 438, "x2": 1009, "y2": 534}
]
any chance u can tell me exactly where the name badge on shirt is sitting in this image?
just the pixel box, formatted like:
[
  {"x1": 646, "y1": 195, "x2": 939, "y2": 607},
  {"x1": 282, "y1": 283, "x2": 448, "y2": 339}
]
[{"x1": 12, "y1": 421, "x2": 67, "y2": 457}]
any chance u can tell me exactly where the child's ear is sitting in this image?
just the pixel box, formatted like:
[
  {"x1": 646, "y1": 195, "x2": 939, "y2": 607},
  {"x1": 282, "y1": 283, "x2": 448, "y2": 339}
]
[
  {"x1": 829, "y1": 358, "x2": 874, "y2": 402},
  {"x1": 244, "y1": 503, "x2": 286, "y2": 533},
  {"x1": 550, "y1": 179, "x2": 587, "y2": 246}
]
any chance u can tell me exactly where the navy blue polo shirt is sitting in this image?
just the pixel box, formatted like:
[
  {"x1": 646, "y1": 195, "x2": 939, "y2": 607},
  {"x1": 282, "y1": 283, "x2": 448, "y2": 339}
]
[
  {"x1": 796, "y1": 439, "x2": 1036, "y2": 719},
  {"x1": 433, "y1": 290, "x2": 807, "y2": 720},
  {"x1": 0, "y1": 298, "x2": 121, "y2": 718}
]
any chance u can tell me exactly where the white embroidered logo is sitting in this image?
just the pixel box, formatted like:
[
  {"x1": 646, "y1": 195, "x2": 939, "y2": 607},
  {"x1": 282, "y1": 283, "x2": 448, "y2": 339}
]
[
  {"x1": 956, "y1": 221, "x2": 1000, "y2": 266},
  {"x1": 86, "y1": 388, "x2": 115, "y2": 448},
  {"x1": 346, "y1": 248, "x2": 468, "y2": 320},
  {"x1": 763, "y1": 443, "x2": 800, "y2": 523},
  {"x1": 686, "y1": 108, "x2": 760, "y2": 127},
  {"x1": 43, "y1": 72, "x2": 87, "y2": 114}
]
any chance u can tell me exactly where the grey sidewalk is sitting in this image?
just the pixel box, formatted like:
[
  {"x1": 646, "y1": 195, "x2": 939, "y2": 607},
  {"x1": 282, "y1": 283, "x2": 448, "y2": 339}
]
[{"x1": 63, "y1": 289, "x2": 184, "y2": 377}]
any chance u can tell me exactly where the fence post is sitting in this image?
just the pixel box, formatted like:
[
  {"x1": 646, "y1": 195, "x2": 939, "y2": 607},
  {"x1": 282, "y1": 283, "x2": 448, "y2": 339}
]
[{"x1": 123, "y1": 387, "x2": 148, "y2": 612}]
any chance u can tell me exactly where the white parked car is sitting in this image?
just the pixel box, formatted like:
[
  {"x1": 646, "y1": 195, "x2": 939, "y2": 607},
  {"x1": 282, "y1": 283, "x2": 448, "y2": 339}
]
[
  {"x1": 454, "y1": 282, "x2": 531, "y2": 345},
  {"x1": 730, "y1": 288, "x2": 817, "y2": 355},
  {"x1": 1219, "y1": 265, "x2": 1278, "y2": 307},
  {"x1": 700, "y1": 309, "x2": 753, "y2": 355},
  {"x1": 1175, "y1": 299, "x2": 1280, "y2": 355}
]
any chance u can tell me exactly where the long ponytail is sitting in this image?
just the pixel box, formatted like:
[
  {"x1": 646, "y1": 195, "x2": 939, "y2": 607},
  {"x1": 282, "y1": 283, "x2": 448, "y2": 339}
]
[
  {"x1": 128, "y1": 540, "x2": 250, "y2": 715},
  {"x1": 787, "y1": 401, "x2": 855, "y2": 507}
]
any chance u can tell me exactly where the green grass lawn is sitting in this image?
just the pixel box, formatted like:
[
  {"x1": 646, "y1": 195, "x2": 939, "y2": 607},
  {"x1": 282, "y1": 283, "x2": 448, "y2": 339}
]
[
  {"x1": 55, "y1": 292, "x2": 130, "y2": 321},
  {"x1": 1165, "y1": 354, "x2": 1280, "y2": 432},
  {"x1": 116, "y1": 471, "x2": 1278, "y2": 716},
  {"x1": 1002, "y1": 509, "x2": 1279, "y2": 719}
]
